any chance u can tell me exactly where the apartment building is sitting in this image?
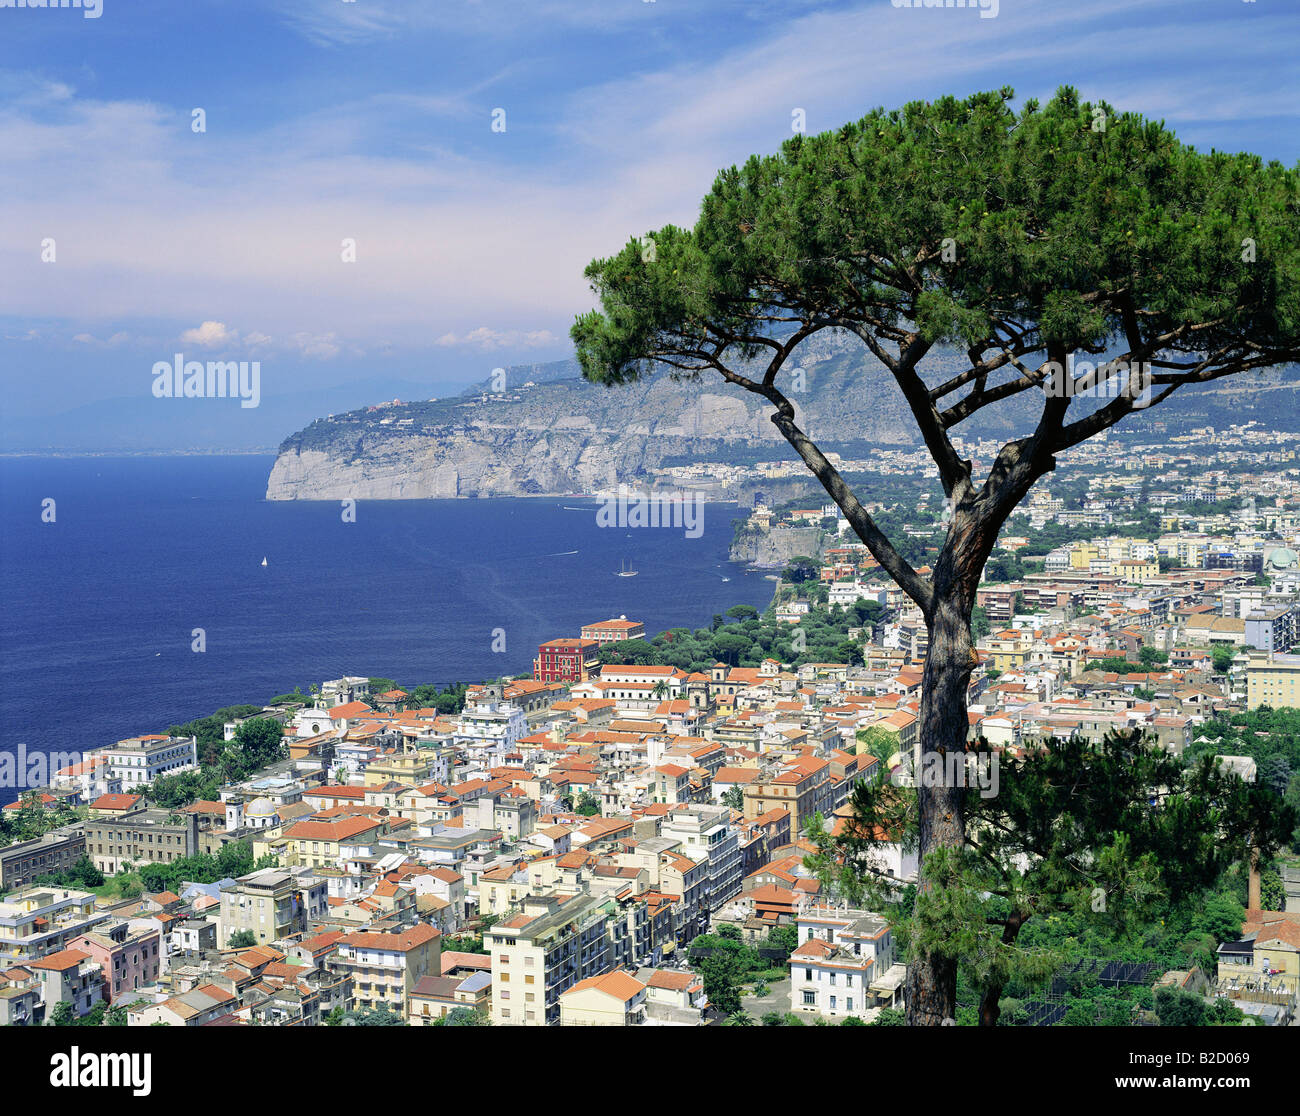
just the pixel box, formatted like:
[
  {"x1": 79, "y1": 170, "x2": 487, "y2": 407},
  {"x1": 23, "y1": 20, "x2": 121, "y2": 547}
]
[
  {"x1": 558, "y1": 969, "x2": 648, "y2": 1025},
  {"x1": 90, "y1": 734, "x2": 198, "y2": 791},
  {"x1": 67, "y1": 924, "x2": 163, "y2": 1003},
  {"x1": 660, "y1": 805, "x2": 742, "y2": 912},
  {"x1": 29, "y1": 948, "x2": 106, "y2": 1020},
  {"x1": 790, "y1": 906, "x2": 894, "y2": 1021},
  {"x1": 332, "y1": 924, "x2": 441, "y2": 1015},
  {"x1": 1244, "y1": 605, "x2": 1296, "y2": 656},
  {"x1": 84, "y1": 808, "x2": 200, "y2": 875},
  {"x1": 0, "y1": 828, "x2": 86, "y2": 891},
  {"x1": 1246, "y1": 652, "x2": 1300, "y2": 710},
  {"x1": 217, "y1": 867, "x2": 328, "y2": 948},
  {"x1": 484, "y1": 893, "x2": 612, "y2": 1025},
  {"x1": 0, "y1": 888, "x2": 107, "y2": 965}
]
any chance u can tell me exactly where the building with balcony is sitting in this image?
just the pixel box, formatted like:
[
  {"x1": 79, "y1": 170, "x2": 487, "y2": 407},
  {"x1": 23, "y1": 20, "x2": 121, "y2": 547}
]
[
  {"x1": 660, "y1": 805, "x2": 742, "y2": 912},
  {"x1": 484, "y1": 893, "x2": 612, "y2": 1025},
  {"x1": 0, "y1": 888, "x2": 107, "y2": 966},
  {"x1": 216, "y1": 867, "x2": 328, "y2": 948},
  {"x1": 331, "y1": 923, "x2": 441, "y2": 1015}
]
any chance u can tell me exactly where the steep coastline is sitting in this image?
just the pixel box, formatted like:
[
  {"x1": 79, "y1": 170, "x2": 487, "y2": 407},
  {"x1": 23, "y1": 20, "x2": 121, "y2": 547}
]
[{"x1": 264, "y1": 338, "x2": 998, "y2": 502}]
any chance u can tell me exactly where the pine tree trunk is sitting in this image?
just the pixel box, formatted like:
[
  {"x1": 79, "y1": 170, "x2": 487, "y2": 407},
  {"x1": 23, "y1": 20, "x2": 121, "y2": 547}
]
[{"x1": 905, "y1": 592, "x2": 973, "y2": 1025}]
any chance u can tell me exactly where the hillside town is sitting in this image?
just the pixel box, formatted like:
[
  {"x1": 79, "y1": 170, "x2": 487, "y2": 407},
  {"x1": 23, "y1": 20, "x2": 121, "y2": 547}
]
[
  {"x1": 3, "y1": 431, "x2": 1300, "y2": 1030},
  {"x1": 4, "y1": 465, "x2": 1300, "y2": 1028}
]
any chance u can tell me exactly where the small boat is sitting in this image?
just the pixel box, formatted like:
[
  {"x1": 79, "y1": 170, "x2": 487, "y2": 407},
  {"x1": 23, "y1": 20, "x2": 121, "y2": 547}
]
[
  {"x1": 261, "y1": 557, "x2": 268, "y2": 567},
  {"x1": 616, "y1": 558, "x2": 638, "y2": 578}
]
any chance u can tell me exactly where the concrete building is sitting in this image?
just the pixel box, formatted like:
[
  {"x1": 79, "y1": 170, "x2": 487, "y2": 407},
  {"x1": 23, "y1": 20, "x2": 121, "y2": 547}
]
[
  {"x1": 484, "y1": 893, "x2": 612, "y2": 1025},
  {"x1": 0, "y1": 828, "x2": 86, "y2": 892},
  {"x1": 331, "y1": 923, "x2": 441, "y2": 1015},
  {"x1": 1246, "y1": 652, "x2": 1300, "y2": 710},
  {"x1": 558, "y1": 969, "x2": 647, "y2": 1025},
  {"x1": 67, "y1": 924, "x2": 162, "y2": 1003},
  {"x1": 84, "y1": 808, "x2": 200, "y2": 875},
  {"x1": 90, "y1": 734, "x2": 198, "y2": 791},
  {"x1": 660, "y1": 805, "x2": 742, "y2": 912},
  {"x1": 216, "y1": 867, "x2": 328, "y2": 948},
  {"x1": 0, "y1": 888, "x2": 107, "y2": 965}
]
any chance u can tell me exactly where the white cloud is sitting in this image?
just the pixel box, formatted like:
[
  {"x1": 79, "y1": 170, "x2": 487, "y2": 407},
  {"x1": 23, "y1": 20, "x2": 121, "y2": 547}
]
[
  {"x1": 436, "y1": 327, "x2": 560, "y2": 350},
  {"x1": 1, "y1": 0, "x2": 1295, "y2": 369},
  {"x1": 180, "y1": 320, "x2": 238, "y2": 348}
]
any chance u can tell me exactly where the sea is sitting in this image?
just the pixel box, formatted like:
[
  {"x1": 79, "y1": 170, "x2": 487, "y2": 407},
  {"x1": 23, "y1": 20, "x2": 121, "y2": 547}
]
[{"x1": 0, "y1": 455, "x2": 774, "y2": 806}]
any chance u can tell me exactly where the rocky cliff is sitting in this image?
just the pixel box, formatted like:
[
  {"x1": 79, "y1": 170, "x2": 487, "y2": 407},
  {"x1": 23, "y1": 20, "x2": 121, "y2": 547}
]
[
  {"x1": 266, "y1": 337, "x2": 1027, "y2": 501},
  {"x1": 729, "y1": 524, "x2": 826, "y2": 569},
  {"x1": 267, "y1": 340, "x2": 1300, "y2": 502}
]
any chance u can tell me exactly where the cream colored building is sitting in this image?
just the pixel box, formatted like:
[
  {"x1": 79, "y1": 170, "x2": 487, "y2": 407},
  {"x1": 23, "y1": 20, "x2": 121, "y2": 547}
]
[
  {"x1": 1246, "y1": 653, "x2": 1300, "y2": 710},
  {"x1": 558, "y1": 970, "x2": 647, "y2": 1025}
]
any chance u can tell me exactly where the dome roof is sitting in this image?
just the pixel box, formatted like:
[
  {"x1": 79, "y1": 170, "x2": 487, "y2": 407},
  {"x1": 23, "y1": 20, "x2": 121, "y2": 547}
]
[
  {"x1": 1265, "y1": 546, "x2": 1298, "y2": 570},
  {"x1": 245, "y1": 797, "x2": 277, "y2": 817}
]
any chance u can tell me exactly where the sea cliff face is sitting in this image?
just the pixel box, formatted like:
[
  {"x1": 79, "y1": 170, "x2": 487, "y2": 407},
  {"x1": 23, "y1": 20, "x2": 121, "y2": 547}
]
[
  {"x1": 728, "y1": 524, "x2": 826, "y2": 568},
  {"x1": 265, "y1": 338, "x2": 1042, "y2": 502}
]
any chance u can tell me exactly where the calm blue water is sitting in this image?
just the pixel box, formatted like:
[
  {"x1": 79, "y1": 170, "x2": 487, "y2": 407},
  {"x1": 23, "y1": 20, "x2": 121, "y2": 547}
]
[{"x1": 0, "y1": 455, "x2": 772, "y2": 805}]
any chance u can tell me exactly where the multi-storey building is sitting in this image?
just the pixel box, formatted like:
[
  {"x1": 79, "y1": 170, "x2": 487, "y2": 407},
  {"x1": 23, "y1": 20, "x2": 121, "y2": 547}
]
[
  {"x1": 660, "y1": 805, "x2": 742, "y2": 912},
  {"x1": 67, "y1": 923, "x2": 163, "y2": 1003},
  {"x1": 534, "y1": 638, "x2": 601, "y2": 683},
  {"x1": 1244, "y1": 605, "x2": 1296, "y2": 656},
  {"x1": 789, "y1": 906, "x2": 894, "y2": 1021},
  {"x1": 0, "y1": 828, "x2": 86, "y2": 892},
  {"x1": 484, "y1": 893, "x2": 612, "y2": 1025},
  {"x1": 331, "y1": 924, "x2": 441, "y2": 1015},
  {"x1": 89, "y1": 734, "x2": 198, "y2": 791},
  {"x1": 1246, "y1": 652, "x2": 1300, "y2": 710},
  {"x1": 0, "y1": 888, "x2": 108, "y2": 965},
  {"x1": 580, "y1": 617, "x2": 646, "y2": 644},
  {"x1": 29, "y1": 948, "x2": 106, "y2": 1020},
  {"x1": 84, "y1": 808, "x2": 200, "y2": 875},
  {"x1": 216, "y1": 867, "x2": 328, "y2": 948}
]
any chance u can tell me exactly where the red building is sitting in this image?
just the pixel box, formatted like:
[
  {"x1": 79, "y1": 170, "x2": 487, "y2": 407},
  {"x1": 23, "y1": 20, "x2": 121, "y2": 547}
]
[{"x1": 534, "y1": 638, "x2": 601, "y2": 683}]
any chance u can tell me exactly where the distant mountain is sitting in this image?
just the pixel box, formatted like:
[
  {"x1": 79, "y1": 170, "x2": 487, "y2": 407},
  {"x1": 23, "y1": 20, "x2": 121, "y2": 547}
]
[
  {"x1": 265, "y1": 341, "x2": 1300, "y2": 501},
  {"x1": 265, "y1": 336, "x2": 1029, "y2": 500}
]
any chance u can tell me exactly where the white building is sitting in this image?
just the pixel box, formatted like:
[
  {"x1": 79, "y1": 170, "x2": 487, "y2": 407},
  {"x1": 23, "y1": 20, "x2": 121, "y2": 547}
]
[
  {"x1": 789, "y1": 906, "x2": 895, "y2": 1020},
  {"x1": 90, "y1": 735, "x2": 198, "y2": 791}
]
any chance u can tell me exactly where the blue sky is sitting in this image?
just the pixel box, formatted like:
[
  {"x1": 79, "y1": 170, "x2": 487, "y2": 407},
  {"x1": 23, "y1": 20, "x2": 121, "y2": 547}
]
[{"x1": 1, "y1": 0, "x2": 1297, "y2": 444}]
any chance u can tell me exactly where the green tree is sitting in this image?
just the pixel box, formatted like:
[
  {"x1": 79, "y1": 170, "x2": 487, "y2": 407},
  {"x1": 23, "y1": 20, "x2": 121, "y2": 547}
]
[
  {"x1": 807, "y1": 729, "x2": 1296, "y2": 1026},
  {"x1": 49, "y1": 1001, "x2": 74, "y2": 1026},
  {"x1": 780, "y1": 557, "x2": 820, "y2": 584},
  {"x1": 574, "y1": 87, "x2": 1300, "y2": 1023},
  {"x1": 1138, "y1": 646, "x2": 1169, "y2": 668},
  {"x1": 721, "y1": 786, "x2": 745, "y2": 812},
  {"x1": 227, "y1": 929, "x2": 258, "y2": 948},
  {"x1": 234, "y1": 717, "x2": 285, "y2": 770}
]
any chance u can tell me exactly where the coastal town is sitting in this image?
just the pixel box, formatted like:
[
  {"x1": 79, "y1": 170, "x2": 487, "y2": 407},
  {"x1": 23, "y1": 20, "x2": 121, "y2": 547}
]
[{"x1": 3, "y1": 435, "x2": 1300, "y2": 1030}]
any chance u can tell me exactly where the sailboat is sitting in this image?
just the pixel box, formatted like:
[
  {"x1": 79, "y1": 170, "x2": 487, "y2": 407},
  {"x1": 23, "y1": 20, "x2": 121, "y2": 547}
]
[
  {"x1": 616, "y1": 558, "x2": 638, "y2": 578},
  {"x1": 261, "y1": 557, "x2": 268, "y2": 567}
]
